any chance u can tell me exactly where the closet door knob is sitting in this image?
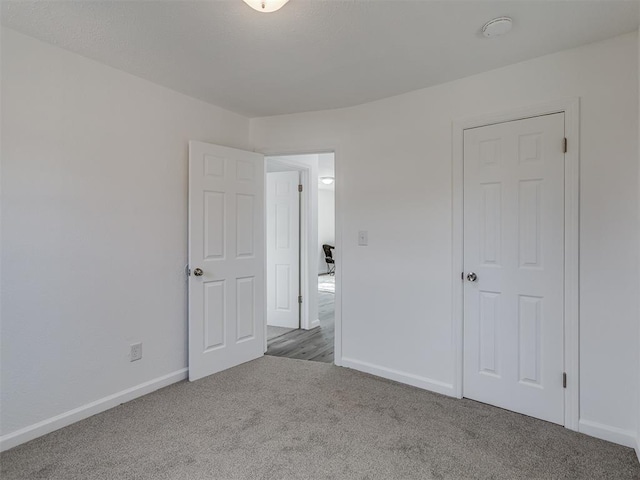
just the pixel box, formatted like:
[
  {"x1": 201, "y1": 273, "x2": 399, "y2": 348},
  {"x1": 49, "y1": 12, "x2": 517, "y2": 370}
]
[{"x1": 193, "y1": 268, "x2": 204, "y2": 277}]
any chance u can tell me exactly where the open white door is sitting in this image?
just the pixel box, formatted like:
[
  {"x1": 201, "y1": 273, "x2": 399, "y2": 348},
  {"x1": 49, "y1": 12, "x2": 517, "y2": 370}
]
[
  {"x1": 188, "y1": 141, "x2": 265, "y2": 382},
  {"x1": 266, "y1": 171, "x2": 300, "y2": 329}
]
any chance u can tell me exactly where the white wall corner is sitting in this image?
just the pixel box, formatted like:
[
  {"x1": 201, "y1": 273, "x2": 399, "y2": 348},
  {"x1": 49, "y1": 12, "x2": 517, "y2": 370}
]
[
  {"x1": 637, "y1": 23, "x2": 640, "y2": 468},
  {"x1": 341, "y1": 357, "x2": 455, "y2": 398},
  {"x1": 0, "y1": 368, "x2": 188, "y2": 452},
  {"x1": 636, "y1": 24, "x2": 640, "y2": 467},
  {"x1": 578, "y1": 419, "x2": 638, "y2": 449},
  {"x1": 333, "y1": 353, "x2": 343, "y2": 367}
]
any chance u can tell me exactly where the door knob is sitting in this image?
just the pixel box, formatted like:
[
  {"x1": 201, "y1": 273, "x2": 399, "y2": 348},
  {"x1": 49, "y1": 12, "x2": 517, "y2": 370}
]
[
  {"x1": 193, "y1": 268, "x2": 204, "y2": 277},
  {"x1": 466, "y1": 272, "x2": 478, "y2": 282}
]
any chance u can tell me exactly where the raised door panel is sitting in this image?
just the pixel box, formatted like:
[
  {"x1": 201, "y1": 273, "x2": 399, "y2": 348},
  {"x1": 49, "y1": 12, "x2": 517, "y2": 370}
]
[
  {"x1": 204, "y1": 154, "x2": 226, "y2": 177},
  {"x1": 204, "y1": 192, "x2": 225, "y2": 260},
  {"x1": 480, "y1": 183, "x2": 502, "y2": 266},
  {"x1": 518, "y1": 180, "x2": 542, "y2": 269},
  {"x1": 204, "y1": 281, "x2": 225, "y2": 351},
  {"x1": 236, "y1": 277, "x2": 255, "y2": 342},
  {"x1": 479, "y1": 291, "x2": 501, "y2": 377},
  {"x1": 236, "y1": 194, "x2": 255, "y2": 258},
  {"x1": 518, "y1": 295, "x2": 542, "y2": 387},
  {"x1": 275, "y1": 265, "x2": 291, "y2": 311},
  {"x1": 276, "y1": 203, "x2": 291, "y2": 249}
]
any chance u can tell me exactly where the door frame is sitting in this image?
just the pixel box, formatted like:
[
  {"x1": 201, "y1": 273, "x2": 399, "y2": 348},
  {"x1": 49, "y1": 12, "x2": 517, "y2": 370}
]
[
  {"x1": 259, "y1": 148, "x2": 342, "y2": 367},
  {"x1": 451, "y1": 98, "x2": 580, "y2": 431}
]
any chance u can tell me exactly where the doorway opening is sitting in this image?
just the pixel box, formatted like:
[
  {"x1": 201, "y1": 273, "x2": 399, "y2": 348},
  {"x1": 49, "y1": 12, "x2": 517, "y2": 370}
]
[{"x1": 264, "y1": 153, "x2": 335, "y2": 363}]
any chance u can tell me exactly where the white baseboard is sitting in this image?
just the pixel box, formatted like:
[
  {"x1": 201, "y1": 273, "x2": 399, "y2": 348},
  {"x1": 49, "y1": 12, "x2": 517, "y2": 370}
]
[
  {"x1": 307, "y1": 318, "x2": 320, "y2": 330},
  {"x1": 341, "y1": 357, "x2": 455, "y2": 397},
  {"x1": 635, "y1": 435, "x2": 640, "y2": 464},
  {"x1": 578, "y1": 419, "x2": 637, "y2": 449},
  {"x1": 0, "y1": 368, "x2": 188, "y2": 452}
]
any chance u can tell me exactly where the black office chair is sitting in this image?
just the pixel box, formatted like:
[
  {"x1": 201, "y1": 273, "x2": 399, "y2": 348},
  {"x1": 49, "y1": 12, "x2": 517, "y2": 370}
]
[{"x1": 322, "y1": 244, "x2": 335, "y2": 276}]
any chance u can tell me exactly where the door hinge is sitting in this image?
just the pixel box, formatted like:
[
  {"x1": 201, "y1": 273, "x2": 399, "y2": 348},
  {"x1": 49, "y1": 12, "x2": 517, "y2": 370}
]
[
  {"x1": 298, "y1": 184, "x2": 303, "y2": 193},
  {"x1": 298, "y1": 295, "x2": 303, "y2": 304},
  {"x1": 563, "y1": 372, "x2": 567, "y2": 388},
  {"x1": 563, "y1": 137, "x2": 567, "y2": 153}
]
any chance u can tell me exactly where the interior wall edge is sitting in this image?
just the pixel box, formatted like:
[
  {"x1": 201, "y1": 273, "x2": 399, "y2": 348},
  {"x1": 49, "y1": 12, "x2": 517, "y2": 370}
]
[{"x1": 637, "y1": 23, "x2": 640, "y2": 466}]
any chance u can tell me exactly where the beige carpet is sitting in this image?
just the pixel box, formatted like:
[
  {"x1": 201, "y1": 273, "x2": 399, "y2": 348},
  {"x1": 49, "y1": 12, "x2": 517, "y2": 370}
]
[{"x1": 2, "y1": 356, "x2": 639, "y2": 479}]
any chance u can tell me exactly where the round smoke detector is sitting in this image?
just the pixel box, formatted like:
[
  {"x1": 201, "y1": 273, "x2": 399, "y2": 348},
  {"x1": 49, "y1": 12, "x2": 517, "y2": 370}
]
[{"x1": 482, "y1": 17, "x2": 513, "y2": 38}]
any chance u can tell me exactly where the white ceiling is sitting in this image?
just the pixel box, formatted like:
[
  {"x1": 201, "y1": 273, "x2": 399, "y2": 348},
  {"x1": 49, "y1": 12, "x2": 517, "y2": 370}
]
[{"x1": 2, "y1": 1, "x2": 638, "y2": 117}]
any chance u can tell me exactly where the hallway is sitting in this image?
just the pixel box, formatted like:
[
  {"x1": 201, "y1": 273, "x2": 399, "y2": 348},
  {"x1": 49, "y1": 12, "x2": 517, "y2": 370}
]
[{"x1": 266, "y1": 275, "x2": 335, "y2": 363}]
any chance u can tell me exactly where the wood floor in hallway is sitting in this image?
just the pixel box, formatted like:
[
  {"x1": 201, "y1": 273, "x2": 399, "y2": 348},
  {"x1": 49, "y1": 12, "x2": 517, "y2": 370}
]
[{"x1": 266, "y1": 278, "x2": 334, "y2": 363}]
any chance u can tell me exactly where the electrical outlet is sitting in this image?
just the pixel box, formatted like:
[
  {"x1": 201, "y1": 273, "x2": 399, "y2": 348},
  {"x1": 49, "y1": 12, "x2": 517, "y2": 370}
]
[
  {"x1": 130, "y1": 342, "x2": 142, "y2": 362},
  {"x1": 358, "y1": 230, "x2": 368, "y2": 246}
]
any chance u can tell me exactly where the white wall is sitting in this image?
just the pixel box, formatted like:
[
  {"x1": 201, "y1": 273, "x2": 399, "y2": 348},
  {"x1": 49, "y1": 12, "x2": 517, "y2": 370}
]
[
  {"x1": 252, "y1": 32, "x2": 640, "y2": 447},
  {"x1": 318, "y1": 189, "x2": 335, "y2": 274},
  {"x1": 0, "y1": 29, "x2": 251, "y2": 447}
]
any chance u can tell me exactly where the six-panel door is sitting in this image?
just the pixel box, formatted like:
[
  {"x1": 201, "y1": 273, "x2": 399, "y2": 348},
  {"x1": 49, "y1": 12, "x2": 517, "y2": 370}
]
[
  {"x1": 188, "y1": 141, "x2": 265, "y2": 382},
  {"x1": 266, "y1": 171, "x2": 300, "y2": 329},
  {"x1": 463, "y1": 113, "x2": 565, "y2": 424}
]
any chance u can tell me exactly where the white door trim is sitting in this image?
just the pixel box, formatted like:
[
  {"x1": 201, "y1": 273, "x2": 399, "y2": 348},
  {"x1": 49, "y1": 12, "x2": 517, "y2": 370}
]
[
  {"x1": 258, "y1": 147, "x2": 342, "y2": 367},
  {"x1": 452, "y1": 98, "x2": 580, "y2": 431}
]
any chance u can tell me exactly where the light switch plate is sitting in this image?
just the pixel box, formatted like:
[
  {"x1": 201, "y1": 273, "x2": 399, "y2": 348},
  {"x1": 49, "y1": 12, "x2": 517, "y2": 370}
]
[{"x1": 130, "y1": 343, "x2": 142, "y2": 362}]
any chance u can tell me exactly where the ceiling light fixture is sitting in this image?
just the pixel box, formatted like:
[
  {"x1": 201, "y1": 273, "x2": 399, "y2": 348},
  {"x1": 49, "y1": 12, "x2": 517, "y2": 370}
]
[
  {"x1": 242, "y1": 0, "x2": 289, "y2": 13},
  {"x1": 482, "y1": 17, "x2": 513, "y2": 38},
  {"x1": 320, "y1": 177, "x2": 334, "y2": 185}
]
